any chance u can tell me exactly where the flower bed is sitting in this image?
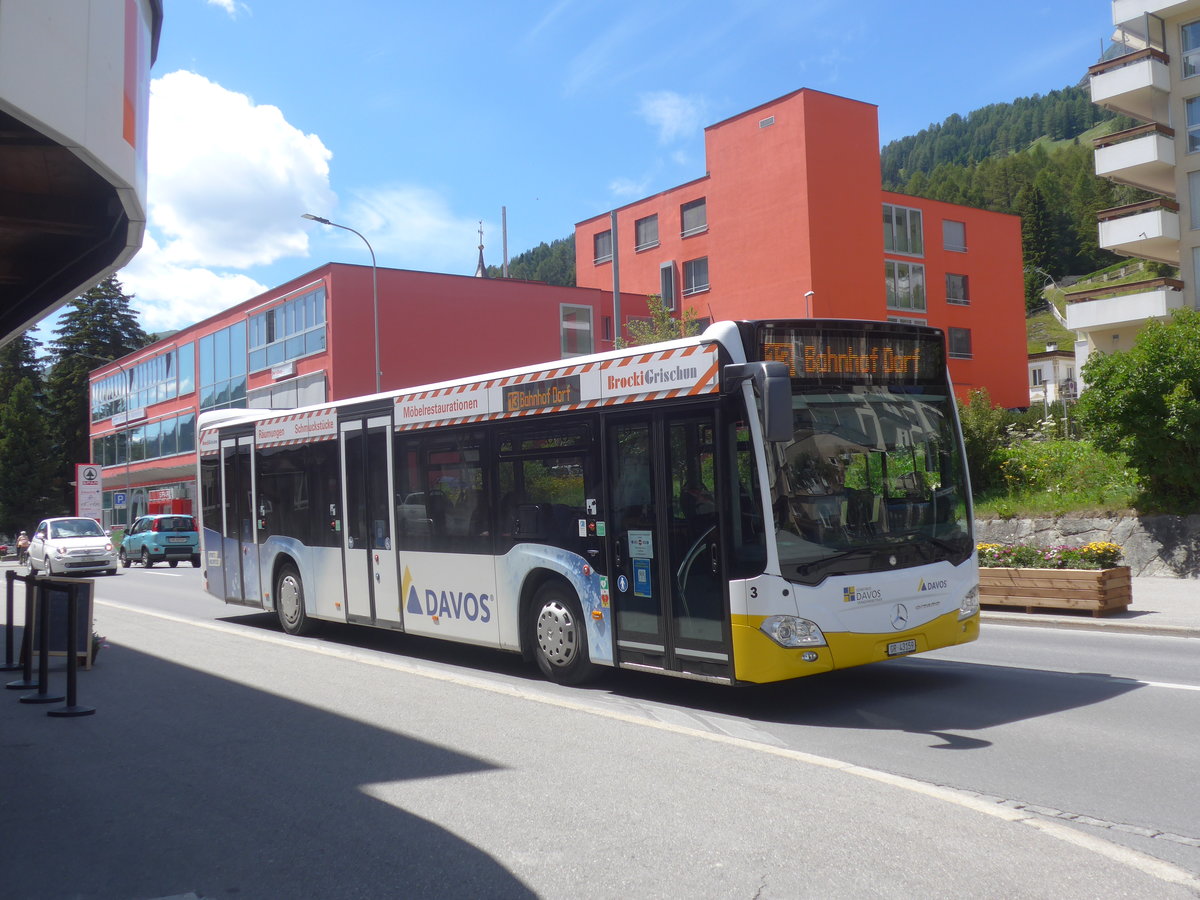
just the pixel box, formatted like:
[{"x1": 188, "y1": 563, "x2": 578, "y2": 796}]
[{"x1": 976, "y1": 541, "x2": 1130, "y2": 616}]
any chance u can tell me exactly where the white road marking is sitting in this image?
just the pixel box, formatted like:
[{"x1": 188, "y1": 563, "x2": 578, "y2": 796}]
[{"x1": 97, "y1": 598, "x2": 1200, "y2": 893}]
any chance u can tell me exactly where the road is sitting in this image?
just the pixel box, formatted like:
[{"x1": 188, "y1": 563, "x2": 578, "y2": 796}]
[{"x1": 3, "y1": 565, "x2": 1197, "y2": 898}]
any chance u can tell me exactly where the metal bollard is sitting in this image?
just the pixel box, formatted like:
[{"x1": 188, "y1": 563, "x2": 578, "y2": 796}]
[
  {"x1": 48, "y1": 586, "x2": 94, "y2": 717},
  {"x1": 6, "y1": 574, "x2": 37, "y2": 690},
  {"x1": 19, "y1": 579, "x2": 64, "y2": 705},
  {"x1": 2, "y1": 570, "x2": 21, "y2": 671}
]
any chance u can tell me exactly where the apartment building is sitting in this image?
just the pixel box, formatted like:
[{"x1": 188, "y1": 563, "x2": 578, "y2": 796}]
[
  {"x1": 87, "y1": 263, "x2": 650, "y2": 529},
  {"x1": 1083, "y1": 0, "x2": 1200, "y2": 373},
  {"x1": 574, "y1": 88, "x2": 1029, "y2": 408}
]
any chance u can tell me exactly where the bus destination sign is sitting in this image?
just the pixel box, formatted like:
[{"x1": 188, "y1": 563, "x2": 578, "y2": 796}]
[
  {"x1": 760, "y1": 328, "x2": 944, "y2": 383},
  {"x1": 503, "y1": 376, "x2": 582, "y2": 413}
]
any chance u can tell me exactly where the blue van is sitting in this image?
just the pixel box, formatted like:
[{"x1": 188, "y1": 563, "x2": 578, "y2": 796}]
[{"x1": 120, "y1": 514, "x2": 201, "y2": 568}]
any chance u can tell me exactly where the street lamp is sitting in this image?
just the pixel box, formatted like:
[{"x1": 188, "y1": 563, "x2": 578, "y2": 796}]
[{"x1": 302, "y1": 213, "x2": 381, "y2": 393}]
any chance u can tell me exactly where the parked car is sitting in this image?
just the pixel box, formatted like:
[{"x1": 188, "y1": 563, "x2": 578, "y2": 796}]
[
  {"x1": 28, "y1": 517, "x2": 118, "y2": 577},
  {"x1": 120, "y1": 514, "x2": 201, "y2": 568}
]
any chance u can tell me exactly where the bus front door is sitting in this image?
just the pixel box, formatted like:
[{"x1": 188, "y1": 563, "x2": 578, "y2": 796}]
[
  {"x1": 607, "y1": 411, "x2": 731, "y2": 680},
  {"x1": 339, "y1": 415, "x2": 402, "y2": 628}
]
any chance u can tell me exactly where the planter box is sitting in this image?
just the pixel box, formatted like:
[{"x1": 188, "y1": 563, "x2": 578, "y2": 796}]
[{"x1": 979, "y1": 566, "x2": 1132, "y2": 617}]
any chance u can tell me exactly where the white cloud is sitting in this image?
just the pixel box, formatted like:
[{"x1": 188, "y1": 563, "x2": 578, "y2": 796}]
[
  {"x1": 115, "y1": 70, "x2": 333, "y2": 331},
  {"x1": 206, "y1": 0, "x2": 244, "y2": 18},
  {"x1": 332, "y1": 185, "x2": 491, "y2": 275},
  {"x1": 147, "y1": 70, "x2": 335, "y2": 270},
  {"x1": 637, "y1": 91, "x2": 705, "y2": 144},
  {"x1": 609, "y1": 176, "x2": 651, "y2": 199},
  {"x1": 121, "y1": 234, "x2": 267, "y2": 334}
]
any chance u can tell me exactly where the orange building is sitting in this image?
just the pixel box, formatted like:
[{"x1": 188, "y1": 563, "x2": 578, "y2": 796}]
[{"x1": 575, "y1": 88, "x2": 1027, "y2": 408}]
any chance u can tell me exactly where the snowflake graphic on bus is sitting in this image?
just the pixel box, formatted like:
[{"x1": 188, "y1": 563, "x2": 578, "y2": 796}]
[{"x1": 403, "y1": 566, "x2": 493, "y2": 623}]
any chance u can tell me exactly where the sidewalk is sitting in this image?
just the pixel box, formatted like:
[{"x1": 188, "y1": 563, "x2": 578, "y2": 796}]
[{"x1": 981, "y1": 575, "x2": 1200, "y2": 637}]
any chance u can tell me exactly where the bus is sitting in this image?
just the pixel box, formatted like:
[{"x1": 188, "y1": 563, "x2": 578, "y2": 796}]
[{"x1": 198, "y1": 319, "x2": 979, "y2": 686}]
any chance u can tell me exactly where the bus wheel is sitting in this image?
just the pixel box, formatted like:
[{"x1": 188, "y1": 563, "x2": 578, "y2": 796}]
[
  {"x1": 531, "y1": 582, "x2": 595, "y2": 685},
  {"x1": 276, "y1": 564, "x2": 315, "y2": 636}
]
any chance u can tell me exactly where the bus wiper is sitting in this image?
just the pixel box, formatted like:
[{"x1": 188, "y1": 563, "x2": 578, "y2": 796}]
[
  {"x1": 919, "y1": 534, "x2": 966, "y2": 559},
  {"x1": 794, "y1": 547, "x2": 869, "y2": 576}
]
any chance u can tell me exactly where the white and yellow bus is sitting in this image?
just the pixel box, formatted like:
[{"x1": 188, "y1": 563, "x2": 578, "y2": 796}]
[{"x1": 198, "y1": 319, "x2": 979, "y2": 686}]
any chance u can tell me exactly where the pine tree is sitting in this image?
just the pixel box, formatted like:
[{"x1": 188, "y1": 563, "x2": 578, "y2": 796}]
[
  {"x1": 0, "y1": 378, "x2": 56, "y2": 532},
  {"x1": 0, "y1": 332, "x2": 43, "y2": 399},
  {"x1": 43, "y1": 275, "x2": 149, "y2": 512},
  {"x1": 1018, "y1": 184, "x2": 1056, "y2": 312}
]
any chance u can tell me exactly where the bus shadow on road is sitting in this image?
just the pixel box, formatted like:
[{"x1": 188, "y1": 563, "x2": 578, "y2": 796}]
[{"x1": 218, "y1": 611, "x2": 1148, "y2": 751}]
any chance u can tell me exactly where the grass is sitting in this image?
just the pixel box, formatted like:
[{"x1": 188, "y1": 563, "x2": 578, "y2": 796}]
[{"x1": 972, "y1": 439, "x2": 1141, "y2": 519}]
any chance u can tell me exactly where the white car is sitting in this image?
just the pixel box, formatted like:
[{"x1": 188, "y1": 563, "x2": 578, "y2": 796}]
[{"x1": 28, "y1": 517, "x2": 118, "y2": 577}]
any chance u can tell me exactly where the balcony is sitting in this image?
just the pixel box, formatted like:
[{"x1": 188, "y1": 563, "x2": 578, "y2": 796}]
[
  {"x1": 1093, "y1": 123, "x2": 1176, "y2": 196},
  {"x1": 1089, "y1": 48, "x2": 1170, "y2": 122},
  {"x1": 1097, "y1": 199, "x2": 1180, "y2": 264},
  {"x1": 1113, "y1": 2, "x2": 1194, "y2": 27},
  {"x1": 1065, "y1": 277, "x2": 1185, "y2": 331}
]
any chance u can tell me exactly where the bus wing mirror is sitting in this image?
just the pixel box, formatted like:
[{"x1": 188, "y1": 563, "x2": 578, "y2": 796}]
[{"x1": 725, "y1": 361, "x2": 792, "y2": 443}]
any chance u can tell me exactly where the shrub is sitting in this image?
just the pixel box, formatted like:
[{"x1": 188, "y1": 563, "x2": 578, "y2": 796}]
[{"x1": 976, "y1": 540, "x2": 1123, "y2": 569}]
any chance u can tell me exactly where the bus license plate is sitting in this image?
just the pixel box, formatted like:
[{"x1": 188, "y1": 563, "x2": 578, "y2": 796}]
[{"x1": 887, "y1": 639, "x2": 917, "y2": 657}]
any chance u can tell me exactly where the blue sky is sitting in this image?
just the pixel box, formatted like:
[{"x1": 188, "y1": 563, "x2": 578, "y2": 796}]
[{"x1": 83, "y1": 0, "x2": 1117, "y2": 336}]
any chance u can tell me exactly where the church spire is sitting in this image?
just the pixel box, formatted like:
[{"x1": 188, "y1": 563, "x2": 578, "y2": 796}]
[{"x1": 474, "y1": 220, "x2": 489, "y2": 278}]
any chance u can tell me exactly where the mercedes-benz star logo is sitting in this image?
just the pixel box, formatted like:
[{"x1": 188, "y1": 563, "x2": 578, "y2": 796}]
[{"x1": 891, "y1": 603, "x2": 909, "y2": 630}]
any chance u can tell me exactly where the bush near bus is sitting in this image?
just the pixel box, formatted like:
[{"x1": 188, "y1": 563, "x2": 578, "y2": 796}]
[{"x1": 958, "y1": 307, "x2": 1200, "y2": 517}]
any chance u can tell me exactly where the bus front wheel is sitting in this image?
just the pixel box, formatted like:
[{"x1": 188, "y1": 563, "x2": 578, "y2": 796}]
[
  {"x1": 276, "y1": 564, "x2": 315, "y2": 636},
  {"x1": 531, "y1": 582, "x2": 595, "y2": 685}
]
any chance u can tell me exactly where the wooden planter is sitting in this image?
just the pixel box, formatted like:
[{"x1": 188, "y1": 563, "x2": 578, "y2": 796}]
[{"x1": 979, "y1": 566, "x2": 1132, "y2": 617}]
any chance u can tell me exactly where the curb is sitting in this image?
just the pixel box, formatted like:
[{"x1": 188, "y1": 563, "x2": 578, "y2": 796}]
[{"x1": 981, "y1": 611, "x2": 1199, "y2": 639}]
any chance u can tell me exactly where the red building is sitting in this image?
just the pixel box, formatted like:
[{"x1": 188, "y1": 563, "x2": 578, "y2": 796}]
[
  {"x1": 574, "y1": 88, "x2": 1027, "y2": 407},
  {"x1": 87, "y1": 263, "x2": 650, "y2": 529}
]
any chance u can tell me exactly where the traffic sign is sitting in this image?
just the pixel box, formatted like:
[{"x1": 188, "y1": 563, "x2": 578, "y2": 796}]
[{"x1": 114, "y1": 492, "x2": 127, "y2": 509}]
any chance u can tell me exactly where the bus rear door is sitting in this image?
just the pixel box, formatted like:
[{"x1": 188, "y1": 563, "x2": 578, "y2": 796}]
[{"x1": 220, "y1": 433, "x2": 261, "y2": 605}]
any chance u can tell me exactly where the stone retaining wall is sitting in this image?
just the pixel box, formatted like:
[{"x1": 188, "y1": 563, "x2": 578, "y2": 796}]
[{"x1": 975, "y1": 514, "x2": 1200, "y2": 578}]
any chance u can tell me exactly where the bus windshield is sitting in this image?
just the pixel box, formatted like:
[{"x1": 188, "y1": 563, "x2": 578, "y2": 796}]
[{"x1": 767, "y1": 383, "x2": 972, "y2": 583}]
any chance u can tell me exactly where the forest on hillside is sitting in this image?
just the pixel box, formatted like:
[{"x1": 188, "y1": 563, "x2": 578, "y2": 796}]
[{"x1": 497, "y1": 86, "x2": 1165, "y2": 308}]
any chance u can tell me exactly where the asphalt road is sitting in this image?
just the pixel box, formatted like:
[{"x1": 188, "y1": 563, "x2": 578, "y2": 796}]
[{"x1": 2, "y1": 565, "x2": 1197, "y2": 898}]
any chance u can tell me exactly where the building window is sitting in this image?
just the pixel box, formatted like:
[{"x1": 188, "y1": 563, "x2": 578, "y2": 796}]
[
  {"x1": 91, "y1": 347, "x2": 190, "y2": 422},
  {"x1": 560, "y1": 304, "x2": 593, "y2": 357},
  {"x1": 634, "y1": 215, "x2": 659, "y2": 251},
  {"x1": 887, "y1": 316, "x2": 926, "y2": 325},
  {"x1": 948, "y1": 327, "x2": 973, "y2": 359},
  {"x1": 943, "y1": 220, "x2": 966, "y2": 252},
  {"x1": 885, "y1": 260, "x2": 926, "y2": 312},
  {"x1": 1184, "y1": 21, "x2": 1200, "y2": 78},
  {"x1": 198, "y1": 321, "x2": 248, "y2": 411},
  {"x1": 883, "y1": 204, "x2": 923, "y2": 256},
  {"x1": 946, "y1": 273, "x2": 970, "y2": 305},
  {"x1": 1031, "y1": 369, "x2": 1044, "y2": 386},
  {"x1": 683, "y1": 257, "x2": 710, "y2": 296},
  {"x1": 1187, "y1": 97, "x2": 1200, "y2": 153},
  {"x1": 248, "y1": 287, "x2": 327, "y2": 373},
  {"x1": 593, "y1": 230, "x2": 613, "y2": 264},
  {"x1": 602, "y1": 316, "x2": 613, "y2": 342},
  {"x1": 660, "y1": 262, "x2": 677, "y2": 310},
  {"x1": 680, "y1": 198, "x2": 707, "y2": 238}
]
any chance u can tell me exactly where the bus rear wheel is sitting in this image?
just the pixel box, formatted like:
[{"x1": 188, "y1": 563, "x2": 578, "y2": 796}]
[
  {"x1": 276, "y1": 564, "x2": 315, "y2": 636},
  {"x1": 531, "y1": 582, "x2": 595, "y2": 685}
]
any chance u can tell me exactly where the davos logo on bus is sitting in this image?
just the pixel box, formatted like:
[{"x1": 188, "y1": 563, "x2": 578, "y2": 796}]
[
  {"x1": 403, "y1": 567, "x2": 492, "y2": 623},
  {"x1": 842, "y1": 585, "x2": 883, "y2": 604},
  {"x1": 917, "y1": 578, "x2": 949, "y2": 593}
]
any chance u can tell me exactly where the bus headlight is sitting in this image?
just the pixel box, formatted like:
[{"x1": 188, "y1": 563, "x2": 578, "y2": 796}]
[
  {"x1": 761, "y1": 615, "x2": 826, "y2": 648},
  {"x1": 958, "y1": 584, "x2": 980, "y2": 620}
]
